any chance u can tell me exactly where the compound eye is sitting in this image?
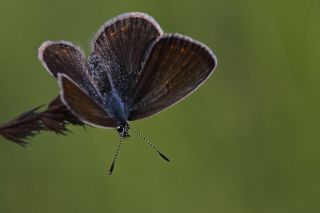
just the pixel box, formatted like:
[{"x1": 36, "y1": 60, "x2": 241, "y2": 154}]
[{"x1": 117, "y1": 126, "x2": 123, "y2": 133}]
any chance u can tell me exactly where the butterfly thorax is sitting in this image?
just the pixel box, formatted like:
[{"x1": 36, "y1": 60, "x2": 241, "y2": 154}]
[{"x1": 103, "y1": 90, "x2": 129, "y2": 125}]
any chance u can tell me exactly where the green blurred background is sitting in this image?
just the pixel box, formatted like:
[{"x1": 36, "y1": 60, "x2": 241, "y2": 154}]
[{"x1": 0, "y1": 0, "x2": 319, "y2": 212}]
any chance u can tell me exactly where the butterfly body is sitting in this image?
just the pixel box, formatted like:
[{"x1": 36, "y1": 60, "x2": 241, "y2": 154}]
[
  {"x1": 104, "y1": 91, "x2": 129, "y2": 125},
  {"x1": 87, "y1": 53, "x2": 135, "y2": 137}
]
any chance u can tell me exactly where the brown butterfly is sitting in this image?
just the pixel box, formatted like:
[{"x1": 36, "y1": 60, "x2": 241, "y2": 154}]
[{"x1": 38, "y1": 12, "x2": 217, "y2": 174}]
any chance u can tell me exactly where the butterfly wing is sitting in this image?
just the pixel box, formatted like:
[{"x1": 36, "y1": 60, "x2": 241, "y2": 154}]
[
  {"x1": 90, "y1": 12, "x2": 163, "y2": 105},
  {"x1": 39, "y1": 41, "x2": 116, "y2": 128},
  {"x1": 58, "y1": 74, "x2": 117, "y2": 128},
  {"x1": 129, "y1": 34, "x2": 217, "y2": 120},
  {"x1": 39, "y1": 41, "x2": 89, "y2": 86}
]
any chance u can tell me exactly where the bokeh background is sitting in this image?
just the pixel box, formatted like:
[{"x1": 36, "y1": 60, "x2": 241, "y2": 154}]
[{"x1": 0, "y1": 0, "x2": 319, "y2": 212}]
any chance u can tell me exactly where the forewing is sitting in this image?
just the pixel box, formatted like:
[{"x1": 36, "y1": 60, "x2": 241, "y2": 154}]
[
  {"x1": 129, "y1": 34, "x2": 217, "y2": 120},
  {"x1": 39, "y1": 41, "x2": 104, "y2": 106},
  {"x1": 58, "y1": 74, "x2": 117, "y2": 128},
  {"x1": 90, "y1": 12, "x2": 163, "y2": 104},
  {"x1": 39, "y1": 41, "x2": 89, "y2": 86}
]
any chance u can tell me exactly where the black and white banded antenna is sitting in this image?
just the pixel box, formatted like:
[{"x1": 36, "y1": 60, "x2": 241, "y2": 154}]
[
  {"x1": 108, "y1": 138, "x2": 123, "y2": 175},
  {"x1": 131, "y1": 126, "x2": 170, "y2": 162}
]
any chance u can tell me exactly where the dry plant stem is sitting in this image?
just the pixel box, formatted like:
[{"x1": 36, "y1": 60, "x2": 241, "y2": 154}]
[{"x1": 0, "y1": 96, "x2": 83, "y2": 146}]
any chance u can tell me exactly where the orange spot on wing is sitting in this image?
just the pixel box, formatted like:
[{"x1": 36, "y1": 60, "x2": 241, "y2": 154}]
[{"x1": 180, "y1": 48, "x2": 186, "y2": 53}]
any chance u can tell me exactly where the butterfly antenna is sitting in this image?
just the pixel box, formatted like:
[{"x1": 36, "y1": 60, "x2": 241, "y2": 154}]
[
  {"x1": 108, "y1": 138, "x2": 123, "y2": 175},
  {"x1": 131, "y1": 127, "x2": 170, "y2": 162}
]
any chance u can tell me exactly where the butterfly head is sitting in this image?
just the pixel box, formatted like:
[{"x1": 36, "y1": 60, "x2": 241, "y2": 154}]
[{"x1": 117, "y1": 123, "x2": 130, "y2": 138}]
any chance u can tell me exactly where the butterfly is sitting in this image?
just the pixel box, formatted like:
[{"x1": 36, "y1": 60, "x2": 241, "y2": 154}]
[{"x1": 38, "y1": 12, "x2": 217, "y2": 174}]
